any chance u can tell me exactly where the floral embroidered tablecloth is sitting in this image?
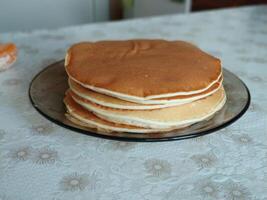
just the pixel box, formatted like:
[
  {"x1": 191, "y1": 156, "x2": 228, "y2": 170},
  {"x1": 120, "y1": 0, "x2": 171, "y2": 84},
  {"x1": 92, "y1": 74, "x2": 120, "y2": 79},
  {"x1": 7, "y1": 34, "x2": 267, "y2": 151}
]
[{"x1": 0, "y1": 6, "x2": 266, "y2": 200}]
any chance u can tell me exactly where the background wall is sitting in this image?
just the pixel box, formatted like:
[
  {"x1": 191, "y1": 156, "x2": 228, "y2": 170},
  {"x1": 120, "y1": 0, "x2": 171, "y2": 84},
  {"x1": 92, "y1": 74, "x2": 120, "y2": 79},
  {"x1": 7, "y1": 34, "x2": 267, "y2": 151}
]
[
  {"x1": 0, "y1": 0, "x2": 109, "y2": 33},
  {"x1": 1, "y1": 0, "x2": 267, "y2": 33}
]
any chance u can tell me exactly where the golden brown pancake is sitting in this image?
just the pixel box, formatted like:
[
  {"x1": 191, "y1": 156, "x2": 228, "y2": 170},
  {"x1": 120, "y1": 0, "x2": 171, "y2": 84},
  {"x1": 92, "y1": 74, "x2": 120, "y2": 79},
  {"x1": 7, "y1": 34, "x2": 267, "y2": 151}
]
[
  {"x1": 69, "y1": 87, "x2": 226, "y2": 129},
  {"x1": 65, "y1": 40, "x2": 221, "y2": 100},
  {"x1": 68, "y1": 76, "x2": 222, "y2": 108},
  {"x1": 64, "y1": 91, "x2": 171, "y2": 133}
]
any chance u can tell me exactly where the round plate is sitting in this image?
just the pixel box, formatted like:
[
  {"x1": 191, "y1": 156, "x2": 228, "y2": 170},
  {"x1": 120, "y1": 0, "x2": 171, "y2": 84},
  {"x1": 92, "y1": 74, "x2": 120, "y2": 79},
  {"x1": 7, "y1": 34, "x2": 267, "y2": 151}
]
[{"x1": 29, "y1": 60, "x2": 250, "y2": 142}]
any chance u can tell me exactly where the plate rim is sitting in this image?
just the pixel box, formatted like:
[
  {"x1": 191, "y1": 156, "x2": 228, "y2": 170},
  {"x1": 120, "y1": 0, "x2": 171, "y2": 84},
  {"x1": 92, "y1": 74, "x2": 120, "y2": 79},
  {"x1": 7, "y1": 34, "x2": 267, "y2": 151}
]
[{"x1": 29, "y1": 60, "x2": 251, "y2": 142}]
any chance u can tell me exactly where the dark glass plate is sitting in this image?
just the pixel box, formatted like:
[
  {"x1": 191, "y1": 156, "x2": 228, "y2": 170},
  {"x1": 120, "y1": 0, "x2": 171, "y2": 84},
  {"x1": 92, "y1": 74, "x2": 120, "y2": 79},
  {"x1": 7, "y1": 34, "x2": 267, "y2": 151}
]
[{"x1": 29, "y1": 60, "x2": 250, "y2": 142}]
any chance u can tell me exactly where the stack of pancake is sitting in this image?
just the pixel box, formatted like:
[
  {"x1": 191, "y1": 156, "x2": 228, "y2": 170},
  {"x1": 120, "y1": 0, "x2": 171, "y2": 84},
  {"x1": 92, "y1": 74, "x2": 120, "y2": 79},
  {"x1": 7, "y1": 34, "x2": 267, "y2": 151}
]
[{"x1": 64, "y1": 40, "x2": 226, "y2": 133}]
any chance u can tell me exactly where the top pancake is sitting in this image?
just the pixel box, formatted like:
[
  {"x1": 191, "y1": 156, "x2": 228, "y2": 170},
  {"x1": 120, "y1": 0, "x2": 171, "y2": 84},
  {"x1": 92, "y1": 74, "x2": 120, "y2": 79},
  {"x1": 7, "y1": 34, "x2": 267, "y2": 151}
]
[{"x1": 65, "y1": 40, "x2": 221, "y2": 99}]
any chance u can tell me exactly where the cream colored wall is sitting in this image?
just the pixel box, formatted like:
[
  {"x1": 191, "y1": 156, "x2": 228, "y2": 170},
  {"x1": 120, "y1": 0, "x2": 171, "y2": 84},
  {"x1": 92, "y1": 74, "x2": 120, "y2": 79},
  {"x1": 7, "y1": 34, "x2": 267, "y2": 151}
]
[{"x1": 0, "y1": 0, "x2": 109, "y2": 33}]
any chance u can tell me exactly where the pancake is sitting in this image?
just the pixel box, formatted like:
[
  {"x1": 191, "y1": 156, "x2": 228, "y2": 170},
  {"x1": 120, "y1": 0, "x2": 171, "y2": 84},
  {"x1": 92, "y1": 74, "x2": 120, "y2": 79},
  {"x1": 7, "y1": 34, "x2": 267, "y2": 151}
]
[
  {"x1": 65, "y1": 40, "x2": 222, "y2": 101},
  {"x1": 69, "y1": 87, "x2": 226, "y2": 129},
  {"x1": 64, "y1": 92, "x2": 171, "y2": 133},
  {"x1": 69, "y1": 76, "x2": 223, "y2": 109}
]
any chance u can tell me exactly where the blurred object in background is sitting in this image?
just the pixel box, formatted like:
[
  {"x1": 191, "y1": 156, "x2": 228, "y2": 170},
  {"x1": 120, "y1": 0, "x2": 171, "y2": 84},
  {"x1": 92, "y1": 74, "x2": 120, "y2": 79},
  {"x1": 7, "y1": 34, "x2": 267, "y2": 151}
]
[
  {"x1": 123, "y1": 0, "x2": 191, "y2": 18},
  {"x1": 110, "y1": 0, "x2": 124, "y2": 20},
  {"x1": 0, "y1": 43, "x2": 17, "y2": 72},
  {"x1": 192, "y1": 0, "x2": 267, "y2": 11},
  {"x1": 110, "y1": 0, "x2": 191, "y2": 20},
  {"x1": 110, "y1": 0, "x2": 267, "y2": 20},
  {"x1": 0, "y1": 0, "x2": 109, "y2": 33}
]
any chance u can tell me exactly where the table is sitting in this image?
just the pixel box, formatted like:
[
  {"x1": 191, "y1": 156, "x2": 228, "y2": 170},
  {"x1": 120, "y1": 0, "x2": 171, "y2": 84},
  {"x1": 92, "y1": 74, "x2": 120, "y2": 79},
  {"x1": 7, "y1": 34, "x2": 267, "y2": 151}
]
[{"x1": 0, "y1": 6, "x2": 266, "y2": 200}]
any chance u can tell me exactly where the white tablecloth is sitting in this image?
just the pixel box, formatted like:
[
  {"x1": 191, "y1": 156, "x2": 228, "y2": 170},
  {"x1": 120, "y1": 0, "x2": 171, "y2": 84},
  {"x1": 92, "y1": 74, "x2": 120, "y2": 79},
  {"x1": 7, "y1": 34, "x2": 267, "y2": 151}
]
[{"x1": 0, "y1": 6, "x2": 267, "y2": 200}]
